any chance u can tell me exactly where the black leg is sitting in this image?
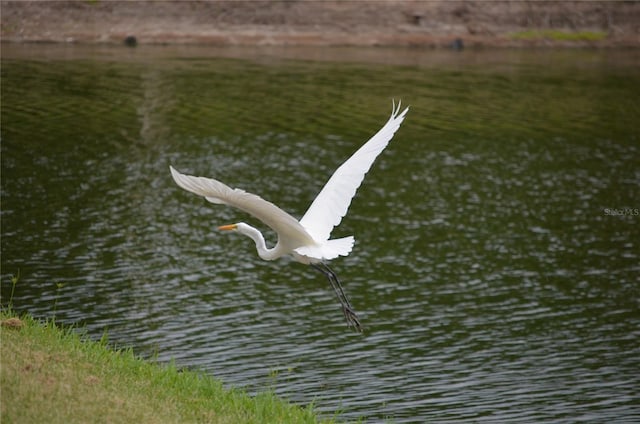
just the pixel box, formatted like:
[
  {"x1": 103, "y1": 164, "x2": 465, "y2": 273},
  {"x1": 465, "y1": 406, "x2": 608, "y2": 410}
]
[{"x1": 311, "y1": 263, "x2": 363, "y2": 333}]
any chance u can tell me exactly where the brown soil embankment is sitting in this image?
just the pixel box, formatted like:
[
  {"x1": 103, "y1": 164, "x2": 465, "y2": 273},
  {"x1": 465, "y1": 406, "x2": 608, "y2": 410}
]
[{"x1": 1, "y1": 1, "x2": 639, "y2": 48}]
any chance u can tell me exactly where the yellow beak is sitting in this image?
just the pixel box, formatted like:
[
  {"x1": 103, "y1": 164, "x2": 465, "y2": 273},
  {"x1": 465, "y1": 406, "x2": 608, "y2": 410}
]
[{"x1": 218, "y1": 224, "x2": 237, "y2": 231}]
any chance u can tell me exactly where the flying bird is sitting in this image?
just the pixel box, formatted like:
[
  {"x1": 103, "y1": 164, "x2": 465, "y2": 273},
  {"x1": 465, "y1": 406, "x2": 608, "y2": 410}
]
[{"x1": 170, "y1": 101, "x2": 408, "y2": 332}]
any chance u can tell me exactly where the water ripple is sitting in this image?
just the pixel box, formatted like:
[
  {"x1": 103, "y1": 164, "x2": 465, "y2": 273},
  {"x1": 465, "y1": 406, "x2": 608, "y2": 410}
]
[{"x1": 2, "y1": 47, "x2": 640, "y2": 422}]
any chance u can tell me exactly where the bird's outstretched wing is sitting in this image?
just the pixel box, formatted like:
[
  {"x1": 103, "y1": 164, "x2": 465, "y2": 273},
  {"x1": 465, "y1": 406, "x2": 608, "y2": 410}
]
[
  {"x1": 170, "y1": 166, "x2": 315, "y2": 246},
  {"x1": 299, "y1": 101, "x2": 409, "y2": 242}
]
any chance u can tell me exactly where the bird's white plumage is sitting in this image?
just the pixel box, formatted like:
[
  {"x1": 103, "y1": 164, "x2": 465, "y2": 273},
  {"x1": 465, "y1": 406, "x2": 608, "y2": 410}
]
[
  {"x1": 170, "y1": 100, "x2": 408, "y2": 262},
  {"x1": 298, "y1": 101, "x2": 408, "y2": 242}
]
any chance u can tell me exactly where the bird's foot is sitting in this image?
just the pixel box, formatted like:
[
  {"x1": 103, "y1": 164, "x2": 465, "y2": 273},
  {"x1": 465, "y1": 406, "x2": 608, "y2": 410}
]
[{"x1": 343, "y1": 305, "x2": 364, "y2": 333}]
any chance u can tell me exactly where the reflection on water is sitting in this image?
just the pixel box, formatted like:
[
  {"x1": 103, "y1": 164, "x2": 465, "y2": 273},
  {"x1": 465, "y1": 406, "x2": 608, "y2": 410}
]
[{"x1": 2, "y1": 44, "x2": 639, "y2": 422}]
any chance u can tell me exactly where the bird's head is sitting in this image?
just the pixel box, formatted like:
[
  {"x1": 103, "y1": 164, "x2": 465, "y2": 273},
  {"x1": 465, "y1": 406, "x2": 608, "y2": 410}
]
[
  {"x1": 218, "y1": 223, "x2": 265, "y2": 248},
  {"x1": 218, "y1": 222, "x2": 250, "y2": 234}
]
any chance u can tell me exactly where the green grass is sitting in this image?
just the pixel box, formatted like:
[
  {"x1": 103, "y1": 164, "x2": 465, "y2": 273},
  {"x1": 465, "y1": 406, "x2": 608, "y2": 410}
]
[
  {"x1": 510, "y1": 29, "x2": 608, "y2": 42},
  {"x1": 1, "y1": 310, "x2": 336, "y2": 423}
]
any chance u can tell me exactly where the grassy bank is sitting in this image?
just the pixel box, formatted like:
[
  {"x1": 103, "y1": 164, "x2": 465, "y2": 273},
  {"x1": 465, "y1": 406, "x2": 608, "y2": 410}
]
[
  {"x1": 510, "y1": 29, "x2": 608, "y2": 42},
  {"x1": 1, "y1": 310, "x2": 334, "y2": 423}
]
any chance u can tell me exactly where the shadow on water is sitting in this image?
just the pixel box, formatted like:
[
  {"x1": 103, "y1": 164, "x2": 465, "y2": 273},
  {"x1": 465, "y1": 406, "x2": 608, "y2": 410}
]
[{"x1": 2, "y1": 44, "x2": 639, "y2": 422}]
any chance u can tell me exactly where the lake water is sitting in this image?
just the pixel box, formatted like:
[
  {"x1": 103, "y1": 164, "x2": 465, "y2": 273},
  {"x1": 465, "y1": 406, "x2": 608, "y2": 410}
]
[{"x1": 2, "y1": 43, "x2": 639, "y2": 422}]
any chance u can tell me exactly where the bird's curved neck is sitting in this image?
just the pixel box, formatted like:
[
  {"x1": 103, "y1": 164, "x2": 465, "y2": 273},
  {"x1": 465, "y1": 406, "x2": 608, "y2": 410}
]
[{"x1": 240, "y1": 225, "x2": 282, "y2": 261}]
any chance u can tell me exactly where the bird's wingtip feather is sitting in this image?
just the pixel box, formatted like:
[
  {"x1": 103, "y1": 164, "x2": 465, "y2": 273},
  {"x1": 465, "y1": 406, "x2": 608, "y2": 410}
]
[
  {"x1": 169, "y1": 165, "x2": 181, "y2": 179},
  {"x1": 390, "y1": 99, "x2": 409, "y2": 118}
]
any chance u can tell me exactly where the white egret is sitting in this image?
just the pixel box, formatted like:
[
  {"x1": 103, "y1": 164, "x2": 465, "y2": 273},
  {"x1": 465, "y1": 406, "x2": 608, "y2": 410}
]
[{"x1": 170, "y1": 101, "x2": 408, "y2": 332}]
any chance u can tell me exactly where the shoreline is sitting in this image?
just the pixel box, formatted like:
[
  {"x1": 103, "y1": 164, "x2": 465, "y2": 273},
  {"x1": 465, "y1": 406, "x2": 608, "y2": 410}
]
[
  {"x1": 2, "y1": 1, "x2": 639, "y2": 49},
  {"x1": 1, "y1": 310, "x2": 333, "y2": 423}
]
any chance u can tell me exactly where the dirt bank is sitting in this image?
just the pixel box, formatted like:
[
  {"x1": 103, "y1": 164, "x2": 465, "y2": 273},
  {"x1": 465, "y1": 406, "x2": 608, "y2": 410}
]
[{"x1": 2, "y1": 1, "x2": 639, "y2": 48}]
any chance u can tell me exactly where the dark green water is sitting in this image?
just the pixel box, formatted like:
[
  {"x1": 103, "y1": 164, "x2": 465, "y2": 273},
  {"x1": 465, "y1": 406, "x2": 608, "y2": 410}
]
[{"x1": 2, "y1": 44, "x2": 639, "y2": 422}]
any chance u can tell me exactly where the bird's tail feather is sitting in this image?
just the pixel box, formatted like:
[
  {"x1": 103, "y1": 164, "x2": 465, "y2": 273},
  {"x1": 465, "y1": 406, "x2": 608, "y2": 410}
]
[
  {"x1": 325, "y1": 236, "x2": 355, "y2": 258},
  {"x1": 295, "y1": 236, "x2": 355, "y2": 261}
]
